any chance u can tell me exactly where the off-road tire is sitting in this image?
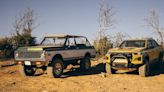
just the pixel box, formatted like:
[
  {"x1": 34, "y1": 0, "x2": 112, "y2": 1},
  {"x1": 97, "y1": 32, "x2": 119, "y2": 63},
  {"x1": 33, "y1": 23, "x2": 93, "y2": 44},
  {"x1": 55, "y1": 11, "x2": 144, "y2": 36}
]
[
  {"x1": 158, "y1": 54, "x2": 164, "y2": 73},
  {"x1": 19, "y1": 65, "x2": 35, "y2": 76},
  {"x1": 48, "y1": 58, "x2": 64, "y2": 78},
  {"x1": 139, "y1": 60, "x2": 150, "y2": 77},
  {"x1": 80, "y1": 57, "x2": 91, "y2": 71},
  {"x1": 106, "y1": 63, "x2": 116, "y2": 74}
]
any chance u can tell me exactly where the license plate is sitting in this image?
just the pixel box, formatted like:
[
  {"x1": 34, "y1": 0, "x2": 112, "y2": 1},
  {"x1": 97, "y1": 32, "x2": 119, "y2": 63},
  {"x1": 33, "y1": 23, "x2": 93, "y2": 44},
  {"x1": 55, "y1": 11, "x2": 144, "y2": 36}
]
[{"x1": 25, "y1": 61, "x2": 31, "y2": 65}]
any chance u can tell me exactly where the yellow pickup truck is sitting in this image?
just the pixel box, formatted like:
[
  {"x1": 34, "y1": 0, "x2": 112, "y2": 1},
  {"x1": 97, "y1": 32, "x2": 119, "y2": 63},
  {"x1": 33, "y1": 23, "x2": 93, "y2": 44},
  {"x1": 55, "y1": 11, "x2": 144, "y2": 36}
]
[{"x1": 105, "y1": 38, "x2": 163, "y2": 77}]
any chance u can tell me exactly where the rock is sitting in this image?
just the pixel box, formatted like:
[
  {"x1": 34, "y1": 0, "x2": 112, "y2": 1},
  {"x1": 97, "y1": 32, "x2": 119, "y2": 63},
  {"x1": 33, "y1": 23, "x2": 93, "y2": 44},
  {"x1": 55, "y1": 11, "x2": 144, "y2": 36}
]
[{"x1": 101, "y1": 72, "x2": 106, "y2": 78}]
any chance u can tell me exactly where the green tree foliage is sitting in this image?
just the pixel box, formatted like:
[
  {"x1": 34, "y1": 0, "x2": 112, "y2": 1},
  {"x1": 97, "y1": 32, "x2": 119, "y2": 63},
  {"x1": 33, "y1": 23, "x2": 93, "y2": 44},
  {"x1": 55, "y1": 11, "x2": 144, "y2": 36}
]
[
  {"x1": 94, "y1": 0, "x2": 115, "y2": 56},
  {"x1": 0, "y1": 8, "x2": 37, "y2": 58},
  {"x1": 0, "y1": 37, "x2": 13, "y2": 58},
  {"x1": 13, "y1": 8, "x2": 37, "y2": 47},
  {"x1": 94, "y1": 36, "x2": 113, "y2": 55}
]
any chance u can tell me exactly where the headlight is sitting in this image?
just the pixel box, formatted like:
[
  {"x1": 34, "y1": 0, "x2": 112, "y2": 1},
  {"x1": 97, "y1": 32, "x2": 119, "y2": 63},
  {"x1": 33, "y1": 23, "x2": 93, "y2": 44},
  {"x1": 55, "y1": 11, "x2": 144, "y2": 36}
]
[
  {"x1": 137, "y1": 52, "x2": 142, "y2": 55},
  {"x1": 134, "y1": 52, "x2": 142, "y2": 55},
  {"x1": 105, "y1": 56, "x2": 109, "y2": 60},
  {"x1": 105, "y1": 54, "x2": 110, "y2": 60},
  {"x1": 40, "y1": 52, "x2": 45, "y2": 58},
  {"x1": 15, "y1": 52, "x2": 19, "y2": 58}
]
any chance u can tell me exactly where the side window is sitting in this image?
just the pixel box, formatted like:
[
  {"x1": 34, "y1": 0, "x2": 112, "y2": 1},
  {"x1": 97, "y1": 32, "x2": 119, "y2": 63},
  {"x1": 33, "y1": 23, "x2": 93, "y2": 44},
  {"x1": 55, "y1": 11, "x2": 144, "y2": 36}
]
[
  {"x1": 68, "y1": 37, "x2": 76, "y2": 46},
  {"x1": 76, "y1": 37, "x2": 85, "y2": 45},
  {"x1": 147, "y1": 40, "x2": 153, "y2": 49},
  {"x1": 75, "y1": 37, "x2": 91, "y2": 47},
  {"x1": 151, "y1": 40, "x2": 159, "y2": 47}
]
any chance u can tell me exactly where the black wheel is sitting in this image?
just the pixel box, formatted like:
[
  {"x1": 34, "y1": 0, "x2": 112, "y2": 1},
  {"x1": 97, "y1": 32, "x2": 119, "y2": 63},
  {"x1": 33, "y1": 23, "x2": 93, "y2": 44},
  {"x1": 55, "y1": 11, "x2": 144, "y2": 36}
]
[
  {"x1": 51, "y1": 58, "x2": 64, "y2": 78},
  {"x1": 80, "y1": 56, "x2": 91, "y2": 71},
  {"x1": 139, "y1": 60, "x2": 150, "y2": 77},
  {"x1": 158, "y1": 55, "x2": 164, "y2": 73},
  {"x1": 19, "y1": 65, "x2": 35, "y2": 76},
  {"x1": 106, "y1": 63, "x2": 116, "y2": 74}
]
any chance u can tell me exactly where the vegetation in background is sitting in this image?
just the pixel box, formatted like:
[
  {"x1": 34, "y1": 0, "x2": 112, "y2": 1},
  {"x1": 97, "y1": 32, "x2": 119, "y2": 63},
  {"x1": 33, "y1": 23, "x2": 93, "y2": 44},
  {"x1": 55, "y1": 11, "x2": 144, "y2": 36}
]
[
  {"x1": 145, "y1": 10, "x2": 164, "y2": 46},
  {"x1": 0, "y1": 37, "x2": 13, "y2": 58},
  {"x1": 94, "y1": 0, "x2": 115, "y2": 56},
  {"x1": 0, "y1": 8, "x2": 37, "y2": 58}
]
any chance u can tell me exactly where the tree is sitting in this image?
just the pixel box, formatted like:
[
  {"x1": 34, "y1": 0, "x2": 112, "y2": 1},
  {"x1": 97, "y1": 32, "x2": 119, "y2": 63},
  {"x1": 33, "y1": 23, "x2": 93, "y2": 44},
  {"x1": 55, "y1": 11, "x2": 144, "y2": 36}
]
[
  {"x1": 113, "y1": 32, "x2": 130, "y2": 47},
  {"x1": 0, "y1": 37, "x2": 13, "y2": 58},
  {"x1": 98, "y1": 0, "x2": 115, "y2": 37},
  {"x1": 145, "y1": 10, "x2": 164, "y2": 45},
  {"x1": 94, "y1": 0, "x2": 115, "y2": 55},
  {"x1": 0, "y1": 8, "x2": 38, "y2": 58},
  {"x1": 13, "y1": 8, "x2": 37, "y2": 48}
]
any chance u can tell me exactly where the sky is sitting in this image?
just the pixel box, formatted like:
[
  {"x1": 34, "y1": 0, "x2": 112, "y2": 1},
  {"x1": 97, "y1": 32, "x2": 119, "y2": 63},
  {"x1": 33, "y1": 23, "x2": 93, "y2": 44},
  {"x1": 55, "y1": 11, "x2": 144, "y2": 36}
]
[{"x1": 0, "y1": 0, "x2": 164, "y2": 43}]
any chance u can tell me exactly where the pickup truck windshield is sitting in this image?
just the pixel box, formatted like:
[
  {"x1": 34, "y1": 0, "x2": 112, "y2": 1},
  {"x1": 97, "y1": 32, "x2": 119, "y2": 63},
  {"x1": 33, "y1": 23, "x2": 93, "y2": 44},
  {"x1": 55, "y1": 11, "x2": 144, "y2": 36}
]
[{"x1": 120, "y1": 40, "x2": 145, "y2": 48}]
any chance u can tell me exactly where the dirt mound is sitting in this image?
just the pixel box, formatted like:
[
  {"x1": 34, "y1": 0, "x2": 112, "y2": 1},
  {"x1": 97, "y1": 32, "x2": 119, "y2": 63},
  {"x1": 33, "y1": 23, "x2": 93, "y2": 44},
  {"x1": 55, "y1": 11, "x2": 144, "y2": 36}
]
[{"x1": 0, "y1": 61, "x2": 164, "y2": 92}]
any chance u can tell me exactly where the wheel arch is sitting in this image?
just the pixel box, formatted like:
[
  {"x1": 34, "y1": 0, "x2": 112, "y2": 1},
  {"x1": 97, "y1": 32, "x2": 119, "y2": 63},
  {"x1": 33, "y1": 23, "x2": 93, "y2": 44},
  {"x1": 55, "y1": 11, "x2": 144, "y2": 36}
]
[
  {"x1": 143, "y1": 54, "x2": 149, "y2": 64},
  {"x1": 50, "y1": 54, "x2": 63, "y2": 65},
  {"x1": 85, "y1": 52, "x2": 91, "y2": 58},
  {"x1": 159, "y1": 51, "x2": 163, "y2": 58}
]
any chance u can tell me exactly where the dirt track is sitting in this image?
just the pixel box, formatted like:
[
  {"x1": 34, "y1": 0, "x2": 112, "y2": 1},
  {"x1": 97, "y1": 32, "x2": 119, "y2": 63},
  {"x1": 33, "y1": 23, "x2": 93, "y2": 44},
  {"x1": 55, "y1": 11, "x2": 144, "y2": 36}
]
[{"x1": 0, "y1": 61, "x2": 164, "y2": 92}]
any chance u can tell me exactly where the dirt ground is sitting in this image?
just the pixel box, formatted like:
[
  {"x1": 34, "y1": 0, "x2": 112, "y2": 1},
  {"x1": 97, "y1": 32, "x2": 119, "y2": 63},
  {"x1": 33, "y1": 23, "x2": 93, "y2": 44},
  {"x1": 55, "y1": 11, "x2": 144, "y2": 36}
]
[{"x1": 0, "y1": 60, "x2": 164, "y2": 92}]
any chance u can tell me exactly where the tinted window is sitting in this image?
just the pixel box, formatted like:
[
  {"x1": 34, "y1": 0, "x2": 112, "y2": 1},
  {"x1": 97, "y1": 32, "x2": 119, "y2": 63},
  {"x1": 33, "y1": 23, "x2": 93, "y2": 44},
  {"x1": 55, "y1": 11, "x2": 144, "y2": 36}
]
[
  {"x1": 120, "y1": 40, "x2": 145, "y2": 48},
  {"x1": 147, "y1": 40, "x2": 153, "y2": 48},
  {"x1": 151, "y1": 40, "x2": 159, "y2": 47}
]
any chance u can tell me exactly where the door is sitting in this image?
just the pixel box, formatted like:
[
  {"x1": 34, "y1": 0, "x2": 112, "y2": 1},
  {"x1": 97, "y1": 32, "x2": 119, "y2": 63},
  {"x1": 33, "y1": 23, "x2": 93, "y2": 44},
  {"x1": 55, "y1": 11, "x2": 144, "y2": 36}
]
[
  {"x1": 147, "y1": 40, "x2": 160, "y2": 64},
  {"x1": 147, "y1": 40, "x2": 156, "y2": 62}
]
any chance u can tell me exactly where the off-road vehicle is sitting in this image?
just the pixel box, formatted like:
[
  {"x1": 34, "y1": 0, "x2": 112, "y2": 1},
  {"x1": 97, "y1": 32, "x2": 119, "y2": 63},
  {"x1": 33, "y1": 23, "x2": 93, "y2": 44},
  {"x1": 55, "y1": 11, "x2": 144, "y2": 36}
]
[
  {"x1": 105, "y1": 38, "x2": 163, "y2": 77},
  {"x1": 15, "y1": 34, "x2": 96, "y2": 78}
]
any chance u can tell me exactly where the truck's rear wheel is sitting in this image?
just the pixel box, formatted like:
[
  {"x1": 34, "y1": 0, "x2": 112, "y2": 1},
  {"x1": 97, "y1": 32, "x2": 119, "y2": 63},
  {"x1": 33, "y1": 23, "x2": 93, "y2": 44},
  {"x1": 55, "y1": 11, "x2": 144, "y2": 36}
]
[
  {"x1": 159, "y1": 61, "x2": 164, "y2": 73},
  {"x1": 19, "y1": 65, "x2": 35, "y2": 76},
  {"x1": 80, "y1": 56, "x2": 91, "y2": 71},
  {"x1": 50, "y1": 58, "x2": 64, "y2": 78},
  {"x1": 106, "y1": 63, "x2": 116, "y2": 74},
  {"x1": 158, "y1": 54, "x2": 164, "y2": 73},
  {"x1": 139, "y1": 60, "x2": 150, "y2": 77}
]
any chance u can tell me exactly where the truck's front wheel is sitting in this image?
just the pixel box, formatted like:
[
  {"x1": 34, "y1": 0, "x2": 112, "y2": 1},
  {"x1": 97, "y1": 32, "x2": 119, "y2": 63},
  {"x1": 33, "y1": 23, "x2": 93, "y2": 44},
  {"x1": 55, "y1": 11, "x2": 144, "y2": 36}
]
[
  {"x1": 51, "y1": 58, "x2": 64, "y2": 78},
  {"x1": 139, "y1": 60, "x2": 150, "y2": 77},
  {"x1": 19, "y1": 65, "x2": 35, "y2": 76}
]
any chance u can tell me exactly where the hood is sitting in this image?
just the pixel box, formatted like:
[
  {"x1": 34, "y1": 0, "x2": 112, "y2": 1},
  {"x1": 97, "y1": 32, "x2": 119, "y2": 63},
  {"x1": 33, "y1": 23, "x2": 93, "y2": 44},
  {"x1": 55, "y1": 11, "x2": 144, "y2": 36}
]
[
  {"x1": 16, "y1": 45, "x2": 63, "y2": 52},
  {"x1": 108, "y1": 47, "x2": 145, "y2": 53}
]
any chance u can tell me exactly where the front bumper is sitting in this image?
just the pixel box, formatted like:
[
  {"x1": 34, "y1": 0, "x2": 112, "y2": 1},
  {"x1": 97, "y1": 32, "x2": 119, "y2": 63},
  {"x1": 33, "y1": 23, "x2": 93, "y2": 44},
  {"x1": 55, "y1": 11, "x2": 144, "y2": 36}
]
[
  {"x1": 106, "y1": 53, "x2": 143, "y2": 69},
  {"x1": 111, "y1": 60, "x2": 139, "y2": 69},
  {"x1": 15, "y1": 60, "x2": 47, "y2": 66}
]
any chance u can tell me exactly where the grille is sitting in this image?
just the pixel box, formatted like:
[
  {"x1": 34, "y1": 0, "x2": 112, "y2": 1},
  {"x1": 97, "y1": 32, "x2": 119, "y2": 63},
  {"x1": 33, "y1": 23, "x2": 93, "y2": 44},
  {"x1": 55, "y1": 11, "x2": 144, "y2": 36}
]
[
  {"x1": 18, "y1": 51, "x2": 42, "y2": 58},
  {"x1": 113, "y1": 63, "x2": 128, "y2": 68},
  {"x1": 111, "y1": 53, "x2": 132, "y2": 60}
]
